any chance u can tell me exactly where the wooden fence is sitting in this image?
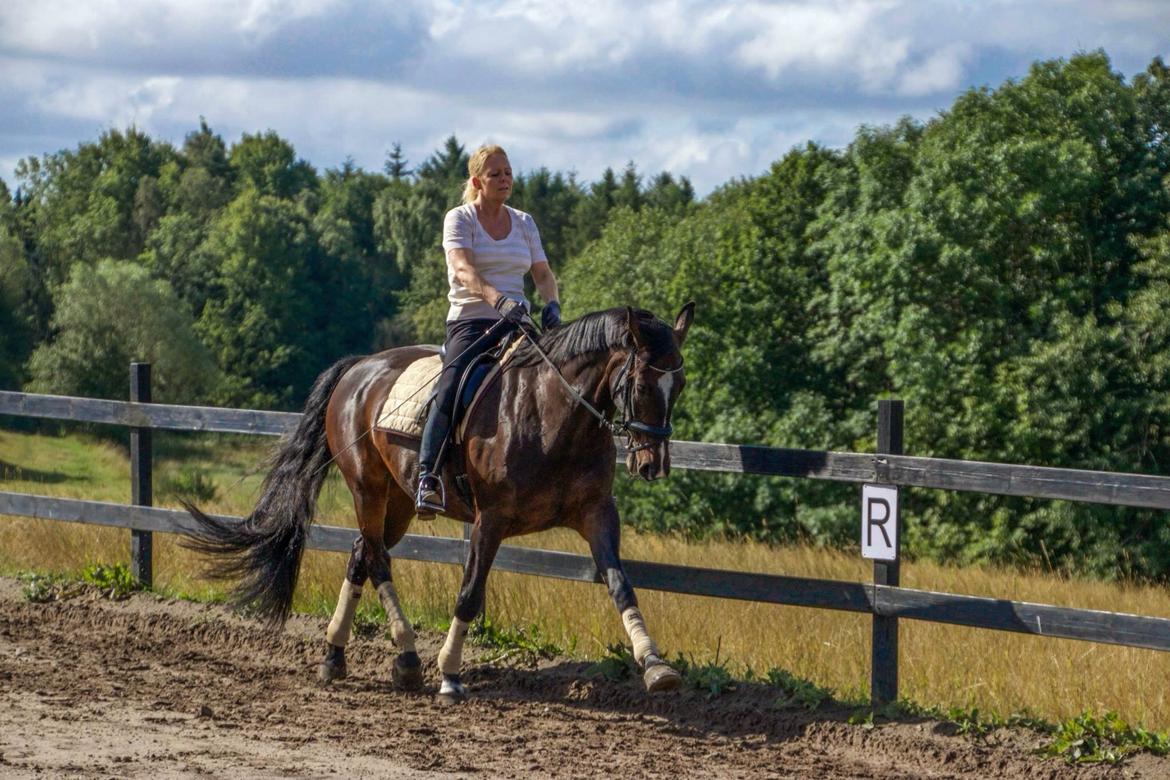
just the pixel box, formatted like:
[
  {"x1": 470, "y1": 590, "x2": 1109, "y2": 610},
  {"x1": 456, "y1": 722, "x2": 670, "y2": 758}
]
[{"x1": 3, "y1": 363, "x2": 1170, "y2": 707}]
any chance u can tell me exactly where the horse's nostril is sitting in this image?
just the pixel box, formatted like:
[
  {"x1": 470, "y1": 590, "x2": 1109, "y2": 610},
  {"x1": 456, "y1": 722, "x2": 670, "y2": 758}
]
[{"x1": 639, "y1": 463, "x2": 657, "y2": 481}]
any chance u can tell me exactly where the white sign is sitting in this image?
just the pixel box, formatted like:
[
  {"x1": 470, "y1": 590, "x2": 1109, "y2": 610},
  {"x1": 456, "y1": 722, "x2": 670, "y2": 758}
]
[{"x1": 861, "y1": 484, "x2": 899, "y2": 561}]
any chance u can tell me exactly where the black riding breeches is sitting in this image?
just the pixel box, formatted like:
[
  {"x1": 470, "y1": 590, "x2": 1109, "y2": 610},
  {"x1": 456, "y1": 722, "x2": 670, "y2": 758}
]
[{"x1": 418, "y1": 317, "x2": 512, "y2": 472}]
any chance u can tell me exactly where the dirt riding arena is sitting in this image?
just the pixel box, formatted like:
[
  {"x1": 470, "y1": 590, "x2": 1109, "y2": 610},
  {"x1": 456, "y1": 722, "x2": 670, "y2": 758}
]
[{"x1": 0, "y1": 577, "x2": 1162, "y2": 779}]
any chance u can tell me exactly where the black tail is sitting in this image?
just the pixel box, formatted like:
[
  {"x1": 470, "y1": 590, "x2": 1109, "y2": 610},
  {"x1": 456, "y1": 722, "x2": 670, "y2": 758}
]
[{"x1": 182, "y1": 355, "x2": 364, "y2": 627}]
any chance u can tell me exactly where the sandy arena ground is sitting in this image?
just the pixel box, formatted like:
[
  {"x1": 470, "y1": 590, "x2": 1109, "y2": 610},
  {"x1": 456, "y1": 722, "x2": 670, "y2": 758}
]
[{"x1": 0, "y1": 576, "x2": 1164, "y2": 779}]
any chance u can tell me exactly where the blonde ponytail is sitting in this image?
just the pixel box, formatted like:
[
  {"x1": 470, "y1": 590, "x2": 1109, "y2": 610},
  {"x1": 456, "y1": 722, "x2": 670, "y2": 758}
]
[{"x1": 462, "y1": 144, "x2": 508, "y2": 204}]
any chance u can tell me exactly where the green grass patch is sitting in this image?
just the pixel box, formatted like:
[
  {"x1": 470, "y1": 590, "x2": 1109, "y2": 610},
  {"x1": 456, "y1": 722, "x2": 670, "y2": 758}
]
[
  {"x1": 765, "y1": 667, "x2": 834, "y2": 711},
  {"x1": 18, "y1": 570, "x2": 81, "y2": 602},
  {"x1": 1044, "y1": 710, "x2": 1170, "y2": 764},
  {"x1": 19, "y1": 562, "x2": 144, "y2": 602},
  {"x1": 469, "y1": 615, "x2": 567, "y2": 663},
  {"x1": 80, "y1": 562, "x2": 144, "y2": 600},
  {"x1": 585, "y1": 643, "x2": 637, "y2": 681},
  {"x1": 673, "y1": 652, "x2": 736, "y2": 698}
]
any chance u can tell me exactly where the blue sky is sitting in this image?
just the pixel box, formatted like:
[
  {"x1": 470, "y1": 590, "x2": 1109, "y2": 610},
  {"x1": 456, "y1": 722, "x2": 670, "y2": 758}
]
[{"x1": 2, "y1": 1, "x2": 1168, "y2": 195}]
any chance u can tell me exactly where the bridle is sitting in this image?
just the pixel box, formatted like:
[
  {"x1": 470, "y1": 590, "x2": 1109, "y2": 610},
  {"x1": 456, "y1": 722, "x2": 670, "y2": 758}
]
[
  {"x1": 610, "y1": 350, "x2": 684, "y2": 452},
  {"x1": 517, "y1": 326, "x2": 683, "y2": 454}
]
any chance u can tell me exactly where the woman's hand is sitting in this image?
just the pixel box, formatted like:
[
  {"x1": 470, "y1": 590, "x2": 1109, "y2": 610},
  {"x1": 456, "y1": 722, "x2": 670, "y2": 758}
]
[
  {"x1": 541, "y1": 301, "x2": 561, "y2": 330},
  {"x1": 494, "y1": 296, "x2": 527, "y2": 322}
]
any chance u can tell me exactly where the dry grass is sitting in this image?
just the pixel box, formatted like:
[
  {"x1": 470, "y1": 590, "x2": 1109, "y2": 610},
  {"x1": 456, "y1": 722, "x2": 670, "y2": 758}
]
[{"x1": 3, "y1": 427, "x2": 1169, "y2": 728}]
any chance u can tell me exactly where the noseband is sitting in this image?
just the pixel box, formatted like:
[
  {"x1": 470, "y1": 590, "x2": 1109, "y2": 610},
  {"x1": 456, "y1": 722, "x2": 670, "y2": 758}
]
[{"x1": 611, "y1": 351, "x2": 684, "y2": 453}]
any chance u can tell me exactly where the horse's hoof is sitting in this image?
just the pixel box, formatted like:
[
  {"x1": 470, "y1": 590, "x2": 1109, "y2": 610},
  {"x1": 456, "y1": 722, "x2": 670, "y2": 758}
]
[
  {"x1": 643, "y1": 661, "x2": 682, "y2": 693},
  {"x1": 392, "y1": 651, "x2": 423, "y2": 691},
  {"x1": 435, "y1": 674, "x2": 467, "y2": 706},
  {"x1": 318, "y1": 645, "x2": 347, "y2": 685}
]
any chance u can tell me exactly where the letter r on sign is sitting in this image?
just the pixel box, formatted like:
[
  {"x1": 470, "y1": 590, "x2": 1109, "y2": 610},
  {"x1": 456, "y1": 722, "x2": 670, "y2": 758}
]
[
  {"x1": 867, "y1": 498, "x2": 891, "y2": 547},
  {"x1": 861, "y1": 484, "x2": 899, "y2": 561}
]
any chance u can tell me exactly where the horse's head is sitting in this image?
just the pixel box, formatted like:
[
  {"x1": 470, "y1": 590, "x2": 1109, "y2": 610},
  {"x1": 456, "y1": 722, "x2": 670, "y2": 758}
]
[{"x1": 618, "y1": 302, "x2": 695, "y2": 481}]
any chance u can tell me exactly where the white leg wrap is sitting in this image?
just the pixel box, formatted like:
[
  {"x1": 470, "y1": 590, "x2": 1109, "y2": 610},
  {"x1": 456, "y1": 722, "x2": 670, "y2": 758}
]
[
  {"x1": 621, "y1": 607, "x2": 661, "y2": 666},
  {"x1": 325, "y1": 579, "x2": 363, "y2": 647},
  {"x1": 437, "y1": 617, "x2": 470, "y2": 676},
  {"x1": 376, "y1": 581, "x2": 416, "y2": 653}
]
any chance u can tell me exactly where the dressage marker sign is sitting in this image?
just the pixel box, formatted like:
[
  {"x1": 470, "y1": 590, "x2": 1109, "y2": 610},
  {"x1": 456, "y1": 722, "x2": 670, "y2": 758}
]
[{"x1": 861, "y1": 484, "x2": 899, "y2": 561}]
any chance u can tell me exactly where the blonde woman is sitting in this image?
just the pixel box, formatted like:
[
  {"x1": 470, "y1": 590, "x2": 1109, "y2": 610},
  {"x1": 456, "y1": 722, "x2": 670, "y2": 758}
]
[{"x1": 416, "y1": 144, "x2": 562, "y2": 514}]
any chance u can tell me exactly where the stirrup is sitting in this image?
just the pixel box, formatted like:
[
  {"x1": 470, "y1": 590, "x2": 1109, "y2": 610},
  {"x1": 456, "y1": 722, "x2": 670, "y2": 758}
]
[{"x1": 415, "y1": 472, "x2": 446, "y2": 516}]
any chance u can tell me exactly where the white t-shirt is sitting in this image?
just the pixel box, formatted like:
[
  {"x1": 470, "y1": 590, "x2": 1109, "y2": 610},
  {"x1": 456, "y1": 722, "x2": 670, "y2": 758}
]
[{"x1": 442, "y1": 203, "x2": 548, "y2": 321}]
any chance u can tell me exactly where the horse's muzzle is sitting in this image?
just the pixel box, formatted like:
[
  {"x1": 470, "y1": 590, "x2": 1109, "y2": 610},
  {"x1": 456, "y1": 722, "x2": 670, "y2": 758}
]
[{"x1": 628, "y1": 447, "x2": 669, "y2": 481}]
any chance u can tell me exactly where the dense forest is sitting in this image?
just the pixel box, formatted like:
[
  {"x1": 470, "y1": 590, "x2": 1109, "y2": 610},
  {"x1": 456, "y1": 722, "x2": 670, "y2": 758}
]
[{"x1": 3, "y1": 52, "x2": 1170, "y2": 580}]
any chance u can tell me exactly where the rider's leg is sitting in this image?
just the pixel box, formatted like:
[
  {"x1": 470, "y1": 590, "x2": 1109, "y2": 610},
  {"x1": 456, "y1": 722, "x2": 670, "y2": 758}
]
[{"x1": 416, "y1": 318, "x2": 502, "y2": 513}]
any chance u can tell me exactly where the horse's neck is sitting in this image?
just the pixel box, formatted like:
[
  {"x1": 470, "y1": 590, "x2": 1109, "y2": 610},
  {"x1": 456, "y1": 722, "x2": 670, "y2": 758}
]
[{"x1": 526, "y1": 350, "x2": 622, "y2": 440}]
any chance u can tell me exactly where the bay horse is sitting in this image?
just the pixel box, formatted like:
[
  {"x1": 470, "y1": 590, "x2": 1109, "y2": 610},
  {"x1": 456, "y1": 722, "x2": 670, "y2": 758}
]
[{"x1": 184, "y1": 303, "x2": 694, "y2": 702}]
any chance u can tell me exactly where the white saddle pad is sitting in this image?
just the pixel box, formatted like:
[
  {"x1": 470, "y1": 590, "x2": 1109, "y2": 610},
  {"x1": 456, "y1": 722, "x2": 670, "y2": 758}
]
[
  {"x1": 375, "y1": 354, "x2": 443, "y2": 437},
  {"x1": 374, "y1": 338, "x2": 524, "y2": 440}
]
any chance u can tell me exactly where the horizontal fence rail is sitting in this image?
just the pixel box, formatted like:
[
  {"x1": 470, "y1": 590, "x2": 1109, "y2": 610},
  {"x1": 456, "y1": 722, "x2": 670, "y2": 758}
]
[
  {"x1": 0, "y1": 390, "x2": 299, "y2": 436},
  {"x1": 3, "y1": 490, "x2": 1169, "y2": 652},
  {"x1": 5, "y1": 390, "x2": 1170, "y2": 509}
]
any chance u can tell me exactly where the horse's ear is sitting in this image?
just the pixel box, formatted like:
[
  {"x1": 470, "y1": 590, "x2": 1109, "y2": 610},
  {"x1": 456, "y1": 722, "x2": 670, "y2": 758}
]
[
  {"x1": 627, "y1": 306, "x2": 649, "y2": 350},
  {"x1": 673, "y1": 301, "x2": 695, "y2": 346}
]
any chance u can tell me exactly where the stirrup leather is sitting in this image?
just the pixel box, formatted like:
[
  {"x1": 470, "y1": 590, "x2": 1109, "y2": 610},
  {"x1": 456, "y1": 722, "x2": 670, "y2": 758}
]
[{"x1": 415, "y1": 473, "x2": 446, "y2": 514}]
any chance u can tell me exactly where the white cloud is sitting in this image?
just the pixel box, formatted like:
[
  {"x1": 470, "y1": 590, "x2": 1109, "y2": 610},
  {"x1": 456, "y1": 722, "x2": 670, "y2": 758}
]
[
  {"x1": 732, "y1": 1, "x2": 903, "y2": 84},
  {"x1": 3, "y1": 0, "x2": 377, "y2": 54},
  {"x1": 1, "y1": 1, "x2": 1169, "y2": 194},
  {"x1": 898, "y1": 43, "x2": 971, "y2": 97}
]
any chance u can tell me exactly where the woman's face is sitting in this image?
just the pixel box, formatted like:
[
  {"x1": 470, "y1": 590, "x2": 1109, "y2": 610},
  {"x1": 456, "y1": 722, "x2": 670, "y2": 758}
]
[{"x1": 475, "y1": 153, "x2": 512, "y2": 204}]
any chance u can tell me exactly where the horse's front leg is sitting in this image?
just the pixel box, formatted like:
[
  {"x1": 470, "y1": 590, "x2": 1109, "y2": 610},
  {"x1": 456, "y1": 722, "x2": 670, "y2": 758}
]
[
  {"x1": 583, "y1": 498, "x2": 681, "y2": 693},
  {"x1": 435, "y1": 514, "x2": 503, "y2": 704}
]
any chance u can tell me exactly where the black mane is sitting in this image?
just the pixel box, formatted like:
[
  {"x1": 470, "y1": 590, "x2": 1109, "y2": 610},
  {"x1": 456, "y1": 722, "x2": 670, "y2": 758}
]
[{"x1": 510, "y1": 307, "x2": 675, "y2": 368}]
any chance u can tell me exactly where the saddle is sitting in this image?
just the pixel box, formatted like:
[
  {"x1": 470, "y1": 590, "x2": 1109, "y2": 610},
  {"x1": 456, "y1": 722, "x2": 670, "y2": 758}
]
[{"x1": 374, "y1": 334, "x2": 522, "y2": 505}]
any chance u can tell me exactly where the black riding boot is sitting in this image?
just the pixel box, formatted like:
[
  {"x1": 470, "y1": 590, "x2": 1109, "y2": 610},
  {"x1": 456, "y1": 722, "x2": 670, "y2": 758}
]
[{"x1": 416, "y1": 403, "x2": 451, "y2": 516}]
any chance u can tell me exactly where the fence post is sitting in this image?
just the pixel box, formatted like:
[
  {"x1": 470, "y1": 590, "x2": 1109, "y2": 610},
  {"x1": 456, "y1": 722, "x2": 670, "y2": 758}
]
[
  {"x1": 871, "y1": 399, "x2": 903, "y2": 706},
  {"x1": 130, "y1": 362, "x2": 153, "y2": 588}
]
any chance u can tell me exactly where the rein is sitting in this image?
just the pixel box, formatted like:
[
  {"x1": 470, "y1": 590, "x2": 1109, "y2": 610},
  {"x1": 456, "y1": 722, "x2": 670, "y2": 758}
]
[{"x1": 517, "y1": 325, "x2": 683, "y2": 453}]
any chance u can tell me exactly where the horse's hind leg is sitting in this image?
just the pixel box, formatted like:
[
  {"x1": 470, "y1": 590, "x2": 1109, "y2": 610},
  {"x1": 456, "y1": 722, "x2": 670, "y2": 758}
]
[
  {"x1": 378, "y1": 484, "x2": 423, "y2": 690},
  {"x1": 318, "y1": 483, "x2": 421, "y2": 690},
  {"x1": 318, "y1": 536, "x2": 369, "y2": 683},
  {"x1": 582, "y1": 498, "x2": 681, "y2": 693}
]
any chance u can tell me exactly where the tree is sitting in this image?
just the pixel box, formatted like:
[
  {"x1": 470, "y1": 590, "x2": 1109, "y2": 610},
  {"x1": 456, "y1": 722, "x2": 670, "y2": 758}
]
[
  {"x1": 229, "y1": 131, "x2": 316, "y2": 200},
  {"x1": 384, "y1": 142, "x2": 412, "y2": 181},
  {"x1": 566, "y1": 167, "x2": 619, "y2": 257},
  {"x1": 375, "y1": 177, "x2": 451, "y2": 343},
  {"x1": 0, "y1": 180, "x2": 34, "y2": 389},
  {"x1": 310, "y1": 161, "x2": 395, "y2": 356},
  {"x1": 614, "y1": 162, "x2": 643, "y2": 211},
  {"x1": 14, "y1": 127, "x2": 178, "y2": 285},
  {"x1": 196, "y1": 190, "x2": 317, "y2": 408},
  {"x1": 510, "y1": 167, "x2": 583, "y2": 267},
  {"x1": 27, "y1": 259, "x2": 217, "y2": 402},
  {"x1": 644, "y1": 172, "x2": 695, "y2": 215},
  {"x1": 415, "y1": 135, "x2": 467, "y2": 193}
]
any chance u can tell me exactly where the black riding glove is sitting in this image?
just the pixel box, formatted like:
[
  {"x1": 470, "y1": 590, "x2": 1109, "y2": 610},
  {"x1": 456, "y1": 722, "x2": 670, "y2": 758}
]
[
  {"x1": 494, "y1": 296, "x2": 527, "y2": 323},
  {"x1": 541, "y1": 301, "x2": 562, "y2": 331}
]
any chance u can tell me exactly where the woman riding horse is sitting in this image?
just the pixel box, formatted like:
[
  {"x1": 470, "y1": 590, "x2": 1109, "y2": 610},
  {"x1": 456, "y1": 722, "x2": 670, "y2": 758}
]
[
  {"x1": 417, "y1": 144, "x2": 562, "y2": 516},
  {"x1": 184, "y1": 145, "x2": 694, "y2": 703}
]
